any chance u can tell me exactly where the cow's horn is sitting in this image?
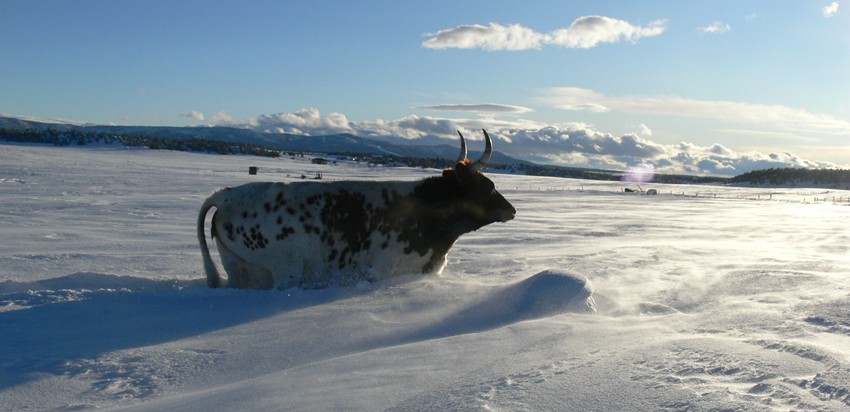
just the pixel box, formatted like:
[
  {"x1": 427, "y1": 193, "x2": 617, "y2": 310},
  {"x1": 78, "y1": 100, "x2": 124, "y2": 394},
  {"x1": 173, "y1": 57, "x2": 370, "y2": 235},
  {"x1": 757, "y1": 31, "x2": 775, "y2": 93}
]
[
  {"x1": 469, "y1": 129, "x2": 493, "y2": 172},
  {"x1": 456, "y1": 130, "x2": 468, "y2": 162}
]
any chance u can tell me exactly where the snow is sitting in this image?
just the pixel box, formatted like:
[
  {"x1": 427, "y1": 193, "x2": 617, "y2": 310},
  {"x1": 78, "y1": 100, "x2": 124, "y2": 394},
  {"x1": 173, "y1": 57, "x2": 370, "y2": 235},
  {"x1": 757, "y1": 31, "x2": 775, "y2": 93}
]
[{"x1": 1, "y1": 143, "x2": 849, "y2": 411}]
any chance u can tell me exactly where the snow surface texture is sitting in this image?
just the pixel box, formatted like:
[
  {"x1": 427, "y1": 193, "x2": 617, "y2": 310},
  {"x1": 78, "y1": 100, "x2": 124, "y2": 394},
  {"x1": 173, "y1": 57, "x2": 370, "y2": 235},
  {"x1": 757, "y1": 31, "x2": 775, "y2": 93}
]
[{"x1": 1, "y1": 143, "x2": 849, "y2": 411}]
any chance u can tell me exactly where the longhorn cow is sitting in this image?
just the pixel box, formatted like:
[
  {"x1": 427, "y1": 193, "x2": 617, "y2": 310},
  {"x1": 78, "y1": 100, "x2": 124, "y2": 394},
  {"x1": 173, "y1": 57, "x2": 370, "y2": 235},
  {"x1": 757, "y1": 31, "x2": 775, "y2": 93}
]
[{"x1": 197, "y1": 130, "x2": 515, "y2": 289}]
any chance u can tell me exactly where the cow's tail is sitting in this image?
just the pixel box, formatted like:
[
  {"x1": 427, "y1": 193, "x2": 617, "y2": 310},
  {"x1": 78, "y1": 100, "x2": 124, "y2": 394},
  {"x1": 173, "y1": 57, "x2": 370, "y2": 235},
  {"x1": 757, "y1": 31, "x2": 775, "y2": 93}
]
[{"x1": 198, "y1": 193, "x2": 223, "y2": 288}]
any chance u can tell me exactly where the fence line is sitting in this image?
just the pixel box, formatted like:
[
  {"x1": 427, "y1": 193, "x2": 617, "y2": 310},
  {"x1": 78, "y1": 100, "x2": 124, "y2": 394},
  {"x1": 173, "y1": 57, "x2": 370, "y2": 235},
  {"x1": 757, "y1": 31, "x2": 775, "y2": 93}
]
[{"x1": 500, "y1": 185, "x2": 850, "y2": 205}]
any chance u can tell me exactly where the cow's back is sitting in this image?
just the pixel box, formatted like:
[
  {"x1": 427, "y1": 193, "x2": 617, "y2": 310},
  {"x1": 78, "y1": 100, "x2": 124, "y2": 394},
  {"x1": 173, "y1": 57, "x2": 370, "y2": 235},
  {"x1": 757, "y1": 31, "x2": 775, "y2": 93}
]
[{"x1": 210, "y1": 180, "x2": 438, "y2": 289}]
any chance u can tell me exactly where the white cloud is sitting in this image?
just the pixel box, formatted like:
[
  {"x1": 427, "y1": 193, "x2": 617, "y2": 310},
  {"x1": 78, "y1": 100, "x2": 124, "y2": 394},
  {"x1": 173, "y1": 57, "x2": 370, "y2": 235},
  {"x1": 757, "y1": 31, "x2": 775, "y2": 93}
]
[
  {"x1": 637, "y1": 123, "x2": 653, "y2": 136},
  {"x1": 210, "y1": 111, "x2": 234, "y2": 124},
  {"x1": 253, "y1": 108, "x2": 354, "y2": 135},
  {"x1": 179, "y1": 111, "x2": 205, "y2": 121},
  {"x1": 505, "y1": 128, "x2": 668, "y2": 159},
  {"x1": 207, "y1": 108, "x2": 350, "y2": 135},
  {"x1": 357, "y1": 115, "x2": 461, "y2": 139},
  {"x1": 214, "y1": 108, "x2": 456, "y2": 140},
  {"x1": 540, "y1": 87, "x2": 850, "y2": 135},
  {"x1": 823, "y1": 1, "x2": 840, "y2": 17},
  {"x1": 415, "y1": 103, "x2": 533, "y2": 114},
  {"x1": 698, "y1": 21, "x2": 731, "y2": 34},
  {"x1": 422, "y1": 23, "x2": 545, "y2": 51},
  {"x1": 422, "y1": 16, "x2": 667, "y2": 51},
  {"x1": 547, "y1": 16, "x2": 668, "y2": 48}
]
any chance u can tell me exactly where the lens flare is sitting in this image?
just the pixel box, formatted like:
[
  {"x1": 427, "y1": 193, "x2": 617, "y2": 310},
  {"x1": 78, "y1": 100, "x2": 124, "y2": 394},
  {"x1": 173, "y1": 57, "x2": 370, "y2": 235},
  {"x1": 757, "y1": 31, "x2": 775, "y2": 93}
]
[{"x1": 623, "y1": 163, "x2": 655, "y2": 185}]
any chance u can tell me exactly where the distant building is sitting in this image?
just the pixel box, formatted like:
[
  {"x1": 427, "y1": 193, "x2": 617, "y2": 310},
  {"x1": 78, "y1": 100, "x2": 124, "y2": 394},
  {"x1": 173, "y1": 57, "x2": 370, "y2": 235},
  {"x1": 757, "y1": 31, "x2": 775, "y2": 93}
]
[{"x1": 311, "y1": 157, "x2": 329, "y2": 165}]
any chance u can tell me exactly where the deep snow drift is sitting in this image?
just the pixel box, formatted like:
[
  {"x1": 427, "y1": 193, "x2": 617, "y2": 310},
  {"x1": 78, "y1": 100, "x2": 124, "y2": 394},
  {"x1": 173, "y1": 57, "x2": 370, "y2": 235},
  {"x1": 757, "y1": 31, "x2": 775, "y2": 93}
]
[{"x1": 1, "y1": 143, "x2": 849, "y2": 411}]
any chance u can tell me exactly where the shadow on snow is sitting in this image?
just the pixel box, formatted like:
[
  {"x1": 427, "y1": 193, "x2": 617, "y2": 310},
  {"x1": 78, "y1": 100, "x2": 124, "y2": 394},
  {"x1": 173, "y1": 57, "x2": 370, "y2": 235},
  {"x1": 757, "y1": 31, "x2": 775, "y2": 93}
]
[{"x1": 0, "y1": 272, "x2": 363, "y2": 390}]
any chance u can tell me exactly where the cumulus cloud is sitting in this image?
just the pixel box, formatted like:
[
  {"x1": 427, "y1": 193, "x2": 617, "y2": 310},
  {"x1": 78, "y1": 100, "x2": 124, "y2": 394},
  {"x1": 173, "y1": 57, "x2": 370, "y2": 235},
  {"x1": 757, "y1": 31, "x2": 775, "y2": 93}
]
[
  {"x1": 422, "y1": 16, "x2": 667, "y2": 51},
  {"x1": 504, "y1": 127, "x2": 667, "y2": 159},
  {"x1": 179, "y1": 111, "x2": 205, "y2": 121},
  {"x1": 698, "y1": 21, "x2": 731, "y2": 34},
  {"x1": 212, "y1": 108, "x2": 353, "y2": 135},
  {"x1": 823, "y1": 1, "x2": 840, "y2": 17},
  {"x1": 213, "y1": 108, "x2": 458, "y2": 140},
  {"x1": 357, "y1": 115, "x2": 462, "y2": 139},
  {"x1": 415, "y1": 103, "x2": 533, "y2": 114},
  {"x1": 213, "y1": 107, "x2": 837, "y2": 176},
  {"x1": 252, "y1": 108, "x2": 354, "y2": 135},
  {"x1": 540, "y1": 87, "x2": 850, "y2": 135}
]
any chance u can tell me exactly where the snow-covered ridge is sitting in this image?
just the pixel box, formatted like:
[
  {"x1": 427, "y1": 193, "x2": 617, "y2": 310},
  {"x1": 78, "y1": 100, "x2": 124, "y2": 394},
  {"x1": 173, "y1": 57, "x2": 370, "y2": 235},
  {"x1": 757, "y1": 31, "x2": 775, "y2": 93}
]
[{"x1": 0, "y1": 113, "x2": 89, "y2": 126}]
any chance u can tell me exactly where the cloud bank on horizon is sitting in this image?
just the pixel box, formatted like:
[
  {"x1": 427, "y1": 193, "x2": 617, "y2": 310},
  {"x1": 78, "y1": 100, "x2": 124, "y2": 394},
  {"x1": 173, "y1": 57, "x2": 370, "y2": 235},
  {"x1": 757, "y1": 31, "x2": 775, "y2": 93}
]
[{"x1": 203, "y1": 106, "x2": 837, "y2": 177}]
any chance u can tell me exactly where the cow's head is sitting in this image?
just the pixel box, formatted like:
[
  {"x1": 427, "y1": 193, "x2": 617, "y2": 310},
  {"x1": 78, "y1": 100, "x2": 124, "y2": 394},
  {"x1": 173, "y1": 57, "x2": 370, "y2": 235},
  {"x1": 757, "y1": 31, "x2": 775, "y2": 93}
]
[{"x1": 437, "y1": 130, "x2": 516, "y2": 228}]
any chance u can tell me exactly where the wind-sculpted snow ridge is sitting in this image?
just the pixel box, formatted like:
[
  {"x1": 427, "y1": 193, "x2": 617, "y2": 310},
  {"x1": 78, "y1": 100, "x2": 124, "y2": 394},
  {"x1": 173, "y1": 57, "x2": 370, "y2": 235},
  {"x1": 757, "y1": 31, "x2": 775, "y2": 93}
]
[
  {"x1": 395, "y1": 270, "x2": 596, "y2": 343},
  {"x1": 436, "y1": 270, "x2": 595, "y2": 330},
  {"x1": 0, "y1": 272, "x2": 198, "y2": 292},
  {"x1": 0, "y1": 272, "x2": 202, "y2": 308}
]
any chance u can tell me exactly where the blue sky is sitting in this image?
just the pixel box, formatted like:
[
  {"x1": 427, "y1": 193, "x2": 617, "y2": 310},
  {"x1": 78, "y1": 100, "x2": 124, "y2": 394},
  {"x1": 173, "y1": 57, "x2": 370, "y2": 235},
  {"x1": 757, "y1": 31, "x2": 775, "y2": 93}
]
[{"x1": 2, "y1": 1, "x2": 848, "y2": 175}]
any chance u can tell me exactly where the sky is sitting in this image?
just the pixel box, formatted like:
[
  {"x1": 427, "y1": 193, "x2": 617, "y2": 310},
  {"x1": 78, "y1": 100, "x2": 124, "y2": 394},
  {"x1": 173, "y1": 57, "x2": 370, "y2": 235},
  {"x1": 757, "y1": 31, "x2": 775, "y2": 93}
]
[{"x1": 2, "y1": 0, "x2": 849, "y2": 175}]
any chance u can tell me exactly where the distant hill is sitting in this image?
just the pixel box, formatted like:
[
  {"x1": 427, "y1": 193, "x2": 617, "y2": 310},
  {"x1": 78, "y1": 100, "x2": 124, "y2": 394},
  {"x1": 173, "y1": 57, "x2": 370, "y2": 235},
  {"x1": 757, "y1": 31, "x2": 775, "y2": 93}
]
[
  {"x1": 0, "y1": 116, "x2": 524, "y2": 166},
  {"x1": 0, "y1": 127, "x2": 282, "y2": 158}
]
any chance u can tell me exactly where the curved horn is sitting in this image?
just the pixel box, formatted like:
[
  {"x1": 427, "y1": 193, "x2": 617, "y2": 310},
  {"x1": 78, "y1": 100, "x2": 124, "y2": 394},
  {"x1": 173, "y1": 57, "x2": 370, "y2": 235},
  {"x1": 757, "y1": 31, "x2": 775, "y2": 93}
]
[
  {"x1": 456, "y1": 130, "x2": 468, "y2": 162},
  {"x1": 468, "y1": 129, "x2": 493, "y2": 172}
]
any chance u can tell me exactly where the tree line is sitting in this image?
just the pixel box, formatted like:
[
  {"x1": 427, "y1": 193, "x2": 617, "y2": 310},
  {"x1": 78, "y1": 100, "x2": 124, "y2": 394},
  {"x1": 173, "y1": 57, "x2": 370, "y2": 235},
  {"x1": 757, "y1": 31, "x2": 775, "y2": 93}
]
[
  {"x1": 729, "y1": 167, "x2": 850, "y2": 186},
  {"x1": 0, "y1": 128, "x2": 281, "y2": 158}
]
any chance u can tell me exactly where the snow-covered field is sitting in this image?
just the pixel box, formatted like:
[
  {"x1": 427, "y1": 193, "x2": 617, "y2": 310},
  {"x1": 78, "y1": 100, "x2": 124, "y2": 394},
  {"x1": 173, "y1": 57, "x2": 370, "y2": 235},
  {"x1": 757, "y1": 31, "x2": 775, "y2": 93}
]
[{"x1": 1, "y1": 143, "x2": 849, "y2": 411}]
